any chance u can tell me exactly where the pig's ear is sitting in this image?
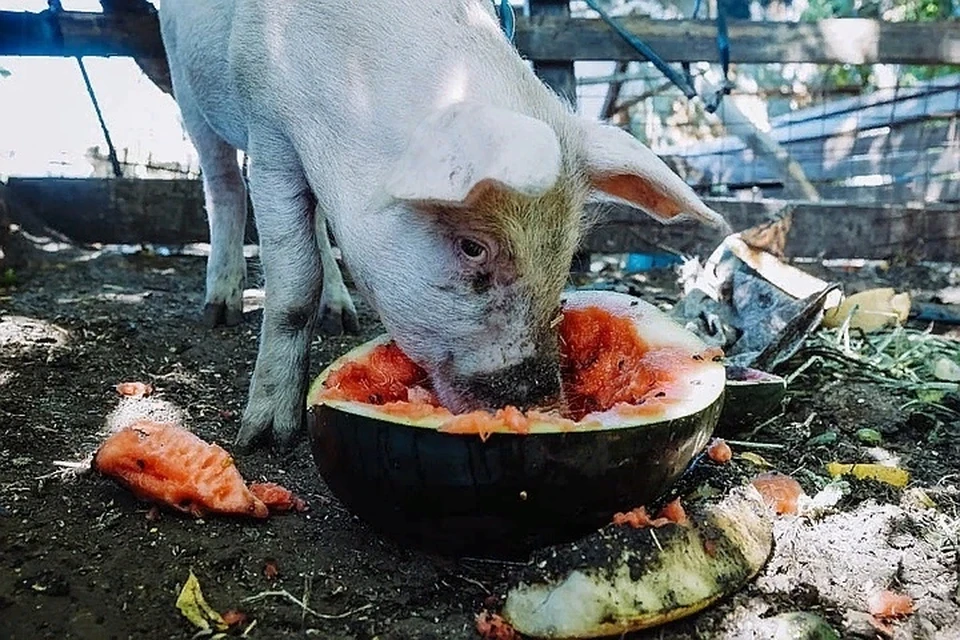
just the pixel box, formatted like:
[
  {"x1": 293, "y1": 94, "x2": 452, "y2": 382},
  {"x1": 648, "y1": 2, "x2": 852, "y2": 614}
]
[
  {"x1": 581, "y1": 121, "x2": 729, "y2": 230},
  {"x1": 385, "y1": 103, "x2": 562, "y2": 206}
]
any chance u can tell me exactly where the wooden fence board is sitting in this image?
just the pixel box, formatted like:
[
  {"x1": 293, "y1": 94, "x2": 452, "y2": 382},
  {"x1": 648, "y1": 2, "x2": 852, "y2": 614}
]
[
  {"x1": 757, "y1": 178, "x2": 960, "y2": 204},
  {"x1": 673, "y1": 117, "x2": 958, "y2": 182},
  {"x1": 584, "y1": 199, "x2": 960, "y2": 260},
  {"x1": 4, "y1": 10, "x2": 960, "y2": 66},
  {"x1": 757, "y1": 74, "x2": 960, "y2": 127},
  {"x1": 5, "y1": 177, "x2": 257, "y2": 246},
  {"x1": 6, "y1": 178, "x2": 958, "y2": 261},
  {"x1": 515, "y1": 16, "x2": 960, "y2": 65},
  {"x1": 659, "y1": 82, "x2": 960, "y2": 200},
  {"x1": 529, "y1": 0, "x2": 577, "y2": 107}
]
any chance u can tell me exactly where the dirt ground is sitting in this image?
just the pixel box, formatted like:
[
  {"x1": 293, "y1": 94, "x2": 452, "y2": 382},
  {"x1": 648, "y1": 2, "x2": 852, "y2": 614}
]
[{"x1": 1, "y1": 248, "x2": 959, "y2": 639}]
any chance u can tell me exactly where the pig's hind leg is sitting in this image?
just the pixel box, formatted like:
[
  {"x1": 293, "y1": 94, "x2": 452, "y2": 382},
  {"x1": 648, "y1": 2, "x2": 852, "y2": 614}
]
[
  {"x1": 182, "y1": 101, "x2": 248, "y2": 327},
  {"x1": 236, "y1": 153, "x2": 321, "y2": 451},
  {"x1": 314, "y1": 212, "x2": 360, "y2": 335}
]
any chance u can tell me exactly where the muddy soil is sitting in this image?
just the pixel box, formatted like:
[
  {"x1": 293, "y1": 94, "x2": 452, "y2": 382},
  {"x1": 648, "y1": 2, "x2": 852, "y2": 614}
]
[{"x1": 1, "y1": 250, "x2": 958, "y2": 639}]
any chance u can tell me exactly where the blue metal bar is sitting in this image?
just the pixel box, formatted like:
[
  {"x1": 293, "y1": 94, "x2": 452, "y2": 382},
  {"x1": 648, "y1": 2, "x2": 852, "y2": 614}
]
[{"x1": 580, "y1": 0, "x2": 698, "y2": 99}]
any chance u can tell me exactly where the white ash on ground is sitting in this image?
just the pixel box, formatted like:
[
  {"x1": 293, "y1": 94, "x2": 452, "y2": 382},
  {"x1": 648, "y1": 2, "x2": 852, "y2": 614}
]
[
  {"x1": 104, "y1": 395, "x2": 186, "y2": 435},
  {"x1": 712, "y1": 494, "x2": 960, "y2": 639}
]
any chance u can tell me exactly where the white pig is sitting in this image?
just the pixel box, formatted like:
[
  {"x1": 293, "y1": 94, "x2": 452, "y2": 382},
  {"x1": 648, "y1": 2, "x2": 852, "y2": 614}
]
[{"x1": 158, "y1": 0, "x2": 728, "y2": 451}]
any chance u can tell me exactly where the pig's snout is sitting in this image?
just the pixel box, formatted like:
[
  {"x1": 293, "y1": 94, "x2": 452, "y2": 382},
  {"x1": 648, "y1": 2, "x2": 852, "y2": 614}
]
[{"x1": 459, "y1": 355, "x2": 562, "y2": 412}]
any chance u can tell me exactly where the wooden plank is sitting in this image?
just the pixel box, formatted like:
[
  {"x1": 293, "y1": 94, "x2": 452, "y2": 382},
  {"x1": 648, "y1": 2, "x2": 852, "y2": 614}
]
[
  {"x1": 793, "y1": 179, "x2": 960, "y2": 204},
  {"x1": 584, "y1": 198, "x2": 960, "y2": 260},
  {"x1": 5, "y1": 177, "x2": 257, "y2": 246},
  {"x1": 730, "y1": 181, "x2": 960, "y2": 205},
  {"x1": 6, "y1": 178, "x2": 958, "y2": 261},
  {"x1": 529, "y1": 1, "x2": 577, "y2": 107},
  {"x1": 514, "y1": 16, "x2": 960, "y2": 65},
  {"x1": 4, "y1": 10, "x2": 960, "y2": 66},
  {"x1": 96, "y1": 0, "x2": 172, "y2": 95},
  {"x1": 0, "y1": 10, "x2": 163, "y2": 57}
]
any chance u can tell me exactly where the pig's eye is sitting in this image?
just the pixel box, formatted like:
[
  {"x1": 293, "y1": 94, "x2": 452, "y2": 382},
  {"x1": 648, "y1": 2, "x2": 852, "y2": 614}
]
[{"x1": 457, "y1": 237, "x2": 489, "y2": 263}]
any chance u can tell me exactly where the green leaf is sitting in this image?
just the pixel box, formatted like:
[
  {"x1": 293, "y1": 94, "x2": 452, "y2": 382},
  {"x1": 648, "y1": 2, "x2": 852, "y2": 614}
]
[
  {"x1": 916, "y1": 387, "x2": 948, "y2": 404},
  {"x1": 806, "y1": 431, "x2": 838, "y2": 447}
]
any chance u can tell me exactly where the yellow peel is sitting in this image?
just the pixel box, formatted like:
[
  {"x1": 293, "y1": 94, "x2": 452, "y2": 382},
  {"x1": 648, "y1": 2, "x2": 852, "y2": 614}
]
[
  {"x1": 739, "y1": 451, "x2": 773, "y2": 468},
  {"x1": 825, "y1": 462, "x2": 909, "y2": 488},
  {"x1": 176, "y1": 571, "x2": 228, "y2": 632},
  {"x1": 822, "y1": 288, "x2": 911, "y2": 332}
]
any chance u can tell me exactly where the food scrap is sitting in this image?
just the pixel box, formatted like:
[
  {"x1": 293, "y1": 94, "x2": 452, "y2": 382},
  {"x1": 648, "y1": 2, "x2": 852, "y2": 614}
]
[
  {"x1": 739, "y1": 451, "x2": 773, "y2": 468},
  {"x1": 825, "y1": 462, "x2": 910, "y2": 489},
  {"x1": 263, "y1": 560, "x2": 279, "y2": 581},
  {"x1": 750, "y1": 471, "x2": 803, "y2": 515},
  {"x1": 220, "y1": 610, "x2": 248, "y2": 628},
  {"x1": 821, "y1": 287, "x2": 911, "y2": 332},
  {"x1": 115, "y1": 381, "x2": 153, "y2": 398},
  {"x1": 868, "y1": 590, "x2": 915, "y2": 621},
  {"x1": 93, "y1": 421, "x2": 303, "y2": 519},
  {"x1": 613, "y1": 506, "x2": 661, "y2": 528},
  {"x1": 476, "y1": 610, "x2": 520, "y2": 640},
  {"x1": 707, "y1": 438, "x2": 732, "y2": 463},
  {"x1": 439, "y1": 406, "x2": 533, "y2": 440},
  {"x1": 501, "y1": 485, "x2": 773, "y2": 638},
  {"x1": 613, "y1": 498, "x2": 688, "y2": 528},
  {"x1": 658, "y1": 498, "x2": 689, "y2": 525},
  {"x1": 249, "y1": 482, "x2": 308, "y2": 513}
]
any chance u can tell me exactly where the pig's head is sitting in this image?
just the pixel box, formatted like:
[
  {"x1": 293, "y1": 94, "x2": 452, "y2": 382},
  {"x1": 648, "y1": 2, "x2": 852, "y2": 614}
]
[{"x1": 343, "y1": 102, "x2": 726, "y2": 414}]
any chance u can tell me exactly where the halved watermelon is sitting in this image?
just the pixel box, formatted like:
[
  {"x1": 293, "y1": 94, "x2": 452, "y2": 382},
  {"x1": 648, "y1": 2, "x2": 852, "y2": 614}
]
[{"x1": 306, "y1": 291, "x2": 726, "y2": 556}]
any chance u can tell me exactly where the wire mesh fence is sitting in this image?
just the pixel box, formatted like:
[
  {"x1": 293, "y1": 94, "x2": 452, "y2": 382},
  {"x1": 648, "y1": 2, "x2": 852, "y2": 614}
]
[
  {"x1": 594, "y1": 66, "x2": 959, "y2": 206},
  {"x1": 572, "y1": 0, "x2": 960, "y2": 208}
]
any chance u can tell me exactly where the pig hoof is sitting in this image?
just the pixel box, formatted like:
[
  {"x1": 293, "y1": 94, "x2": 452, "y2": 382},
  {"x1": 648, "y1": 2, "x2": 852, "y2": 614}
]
[
  {"x1": 202, "y1": 301, "x2": 244, "y2": 328},
  {"x1": 235, "y1": 386, "x2": 305, "y2": 453},
  {"x1": 317, "y1": 301, "x2": 361, "y2": 336},
  {"x1": 234, "y1": 413, "x2": 302, "y2": 454}
]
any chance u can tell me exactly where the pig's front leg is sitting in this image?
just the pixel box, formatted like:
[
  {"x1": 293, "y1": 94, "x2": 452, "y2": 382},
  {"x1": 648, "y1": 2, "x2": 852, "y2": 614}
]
[
  {"x1": 315, "y1": 212, "x2": 360, "y2": 336},
  {"x1": 235, "y1": 161, "x2": 321, "y2": 452}
]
